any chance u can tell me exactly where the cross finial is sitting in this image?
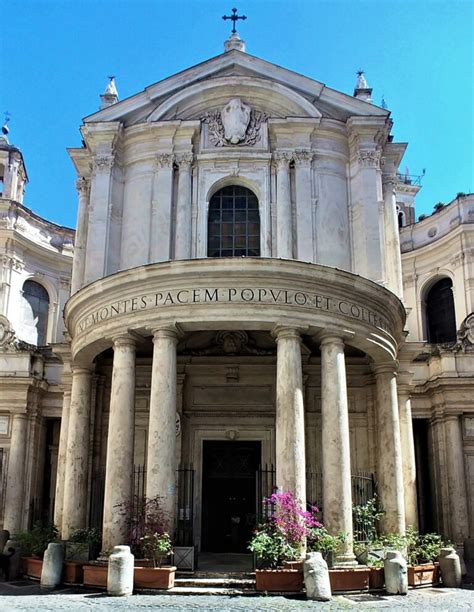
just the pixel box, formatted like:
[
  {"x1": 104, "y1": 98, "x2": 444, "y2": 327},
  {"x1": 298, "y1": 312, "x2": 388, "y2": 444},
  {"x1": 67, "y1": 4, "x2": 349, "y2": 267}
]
[{"x1": 222, "y1": 7, "x2": 247, "y2": 34}]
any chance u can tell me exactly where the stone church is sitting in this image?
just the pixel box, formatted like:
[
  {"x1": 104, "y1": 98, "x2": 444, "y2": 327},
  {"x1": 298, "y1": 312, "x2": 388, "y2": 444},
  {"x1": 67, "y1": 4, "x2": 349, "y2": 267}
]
[{"x1": 0, "y1": 30, "x2": 472, "y2": 564}]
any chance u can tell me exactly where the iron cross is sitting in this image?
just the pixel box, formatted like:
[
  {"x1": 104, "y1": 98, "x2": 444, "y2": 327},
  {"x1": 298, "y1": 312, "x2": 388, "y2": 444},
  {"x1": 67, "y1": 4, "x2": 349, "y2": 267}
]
[{"x1": 222, "y1": 8, "x2": 247, "y2": 34}]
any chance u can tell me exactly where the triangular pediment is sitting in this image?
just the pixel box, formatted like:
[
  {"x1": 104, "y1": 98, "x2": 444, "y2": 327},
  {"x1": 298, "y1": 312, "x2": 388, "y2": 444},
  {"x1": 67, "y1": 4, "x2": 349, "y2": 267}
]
[{"x1": 84, "y1": 50, "x2": 388, "y2": 127}]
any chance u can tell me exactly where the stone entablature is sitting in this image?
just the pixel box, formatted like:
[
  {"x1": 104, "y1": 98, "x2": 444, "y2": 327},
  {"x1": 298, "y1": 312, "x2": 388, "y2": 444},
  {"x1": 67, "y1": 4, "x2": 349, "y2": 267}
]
[
  {"x1": 65, "y1": 258, "x2": 405, "y2": 365},
  {"x1": 400, "y1": 194, "x2": 474, "y2": 252}
]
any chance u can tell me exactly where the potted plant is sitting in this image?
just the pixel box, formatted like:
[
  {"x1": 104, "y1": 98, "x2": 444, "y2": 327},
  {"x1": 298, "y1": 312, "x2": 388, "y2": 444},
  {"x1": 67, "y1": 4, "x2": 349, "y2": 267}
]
[
  {"x1": 353, "y1": 496, "x2": 385, "y2": 565},
  {"x1": 406, "y1": 528, "x2": 445, "y2": 586},
  {"x1": 123, "y1": 495, "x2": 176, "y2": 589},
  {"x1": 64, "y1": 527, "x2": 102, "y2": 584},
  {"x1": 15, "y1": 522, "x2": 59, "y2": 579},
  {"x1": 307, "y1": 525, "x2": 346, "y2": 568},
  {"x1": 249, "y1": 491, "x2": 319, "y2": 592}
]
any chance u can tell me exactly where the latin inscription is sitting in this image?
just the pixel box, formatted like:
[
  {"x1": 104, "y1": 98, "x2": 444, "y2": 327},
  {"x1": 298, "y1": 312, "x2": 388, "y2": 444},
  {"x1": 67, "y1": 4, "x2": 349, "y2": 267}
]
[{"x1": 76, "y1": 287, "x2": 391, "y2": 335}]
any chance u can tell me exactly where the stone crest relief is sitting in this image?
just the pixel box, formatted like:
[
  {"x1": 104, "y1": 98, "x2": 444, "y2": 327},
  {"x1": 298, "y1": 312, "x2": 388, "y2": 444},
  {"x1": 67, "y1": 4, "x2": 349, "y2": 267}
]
[
  {"x1": 202, "y1": 98, "x2": 267, "y2": 147},
  {"x1": 0, "y1": 315, "x2": 15, "y2": 350},
  {"x1": 452, "y1": 312, "x2": 474, "y2": 352}
]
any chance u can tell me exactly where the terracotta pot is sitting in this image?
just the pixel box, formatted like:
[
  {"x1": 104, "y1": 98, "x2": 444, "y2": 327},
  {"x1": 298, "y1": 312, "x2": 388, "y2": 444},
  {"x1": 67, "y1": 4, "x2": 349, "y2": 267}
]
[
  {"x1": 283, "y1": 560, "x2": 304, "y2": 571},
  {"x1": 23, "y1": 556, "x2": 43, "y2": 579},
  {"x1": 134, "y1": 566, "x2": 176, "y2": 589},
  {"x1": 329, "y1": 567, "x2": 370, "y2": 592},
  {"x1": 63, "y1": 561, "x2": 83, "y2": 584},
  {"x1": 83, "y1": 563, "x2": 108, "y2": 588},
  {"x1": 407, "y1": 563, "x2": 440, "y2": 586},
  {"x1": 255, "y1": 568, "x2": 303, "y2": 592},
  {"x1": 134, "y1": 558, "x2": 155, "y2": 568},
  {"x1": 369, "y1": 567, "x2": 384, "y2": 590}
]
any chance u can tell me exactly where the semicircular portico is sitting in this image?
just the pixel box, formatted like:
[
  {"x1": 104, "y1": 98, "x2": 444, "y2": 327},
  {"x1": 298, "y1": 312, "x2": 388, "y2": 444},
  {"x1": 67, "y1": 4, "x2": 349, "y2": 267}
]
[{"x1": 65, "y1": 258, "x2": 405, "y2": 366}]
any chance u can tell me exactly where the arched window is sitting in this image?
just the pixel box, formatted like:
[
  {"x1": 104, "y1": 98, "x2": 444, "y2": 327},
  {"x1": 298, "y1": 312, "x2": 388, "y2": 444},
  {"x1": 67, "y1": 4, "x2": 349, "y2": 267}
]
[
  {"x1": 426, "y1": 278, "x2": 456, "y2": 343},
  {"x1": 22, "y1": 280, "x2": 50, "y2": 345},
  {"x1": 207, "y1": 186, "x2": 260, "y2": 257}
]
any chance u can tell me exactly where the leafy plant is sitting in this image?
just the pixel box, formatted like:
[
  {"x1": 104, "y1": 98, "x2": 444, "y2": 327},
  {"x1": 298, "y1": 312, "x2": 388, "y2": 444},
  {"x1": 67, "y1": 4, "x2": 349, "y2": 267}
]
[
  {"x1": 117, "y1": 495, "x2": 172, "y2": 562},
  {"x1": 248, "y1": 491, "x2": 321, "y2": 568},
  {"x1": 15, "y1": 522, "x2": 59, "y2": 558},
  {"x1": 69, "y1": 527, "x2": 102, "y2": 546},
  {"x1": 140, "y1": 532, "x2": 172, "y2": 568},
  {"x1": 456, "y1": 192, "x2": 466, "y2": 198},
  {"x1": 353, "y1": 496, "x2": 384, "y2": 544},
  {"x1": 248, "y1": 530, "x2": 298, "y2": 569},
  {"x1": 418, "y1": 214, "x2": 427, "y2": 221},
  {"x1": 433, "y1": 202, "x2": 445, "y2": 211},
  {"x1": 405, "y1": 527, "x2": 448, "y2": 565},
  {"x1": 373, "y1": 531, "x2": 406, "y2": 552}
]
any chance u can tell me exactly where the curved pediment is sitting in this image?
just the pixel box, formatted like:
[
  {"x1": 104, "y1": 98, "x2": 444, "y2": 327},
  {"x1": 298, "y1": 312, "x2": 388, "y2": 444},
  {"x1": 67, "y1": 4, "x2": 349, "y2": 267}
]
[{"x1": 147, "y1": 76, "x2": 322, "y2": 122}]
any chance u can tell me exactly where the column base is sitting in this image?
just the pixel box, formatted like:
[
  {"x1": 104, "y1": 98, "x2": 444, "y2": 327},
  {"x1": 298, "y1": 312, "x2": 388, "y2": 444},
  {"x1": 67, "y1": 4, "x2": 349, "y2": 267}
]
[{"x1": 335, "y1": 553, "x2": 358, "y2": 567}]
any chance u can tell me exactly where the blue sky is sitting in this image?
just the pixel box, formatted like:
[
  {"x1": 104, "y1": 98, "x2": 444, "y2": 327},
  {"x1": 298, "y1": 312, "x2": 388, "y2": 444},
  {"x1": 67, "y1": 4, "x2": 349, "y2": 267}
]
[{"x1": 1, "y1": 0, "x2": 473, "y2": 228}]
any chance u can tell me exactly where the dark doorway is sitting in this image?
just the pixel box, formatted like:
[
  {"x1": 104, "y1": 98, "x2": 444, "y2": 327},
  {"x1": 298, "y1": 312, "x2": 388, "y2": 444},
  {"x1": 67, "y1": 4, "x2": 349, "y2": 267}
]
[
  {"x1": 201, "y1": 441, "x2": 261, "y2": 552},
  {"x1": 414, "y1": 419, "x2": 434, "y2": 533}
]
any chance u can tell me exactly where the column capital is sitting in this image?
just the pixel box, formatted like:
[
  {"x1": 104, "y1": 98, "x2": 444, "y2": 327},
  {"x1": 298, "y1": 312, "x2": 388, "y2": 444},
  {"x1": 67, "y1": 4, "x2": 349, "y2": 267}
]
[
  {"x1": 71, "y1": 364, "x2": 93, "y2": 376},
  {"x1": 313, "y1": 328, "x2": 355, "y2": 346},
  {"x1": 75, "y1": 177, "x2": 90, "y2": 194},
  {"x1": 271, "y1": 324, "x2": 307, "y2": 341},
  {"x1": 293, "y1": 149, "x2": 314, "y2": 167},
  {"x1": 175, "y1": 152, "x2": 193, "y2": 168},
  {"x1": 443, "y1": 413, "x2": 462, "y2": 423},
  {"x1": 151, "y1": 324, "x2": 182, "y2": 342},
  {"x1": 372, "y1": 360, "x2": 399, "y2": 376},
  {"x1": 155, "y1": 153, "x2": 175, "y2": 169},
  {"x1": 112, "y1": 334, "x2": 137, "y2": 349},
  {"x1": 272, "y1": 150, "x2": 292, "y2": 170}
]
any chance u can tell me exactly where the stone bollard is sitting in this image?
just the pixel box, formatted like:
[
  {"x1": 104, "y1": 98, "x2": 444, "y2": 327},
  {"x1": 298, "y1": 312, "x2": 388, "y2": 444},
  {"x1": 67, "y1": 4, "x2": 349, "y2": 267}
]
[
  {"x1": 3, "y1": 539, "x2": 21, "y2": 581},
  {"x1": 384, "y1": 550, "x2": 408, "y2": 595},
  {"x1": 107, "y1": 545, "x2": 134, "y2": 596},
  {"x1": 303, "y1": 552, "x2": 332, "y2": 601},
  {"x1": 439, "y1": 547, "x2": 461, "y2": 588},
  {"x1": 41, "y1": 542, "x2": 64, "y2": 589}
]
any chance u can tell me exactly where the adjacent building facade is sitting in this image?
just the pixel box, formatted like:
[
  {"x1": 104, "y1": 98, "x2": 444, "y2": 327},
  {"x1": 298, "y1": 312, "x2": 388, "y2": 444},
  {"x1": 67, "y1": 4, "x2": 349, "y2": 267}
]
[{"x1": 0, "y1": 33, "x2": 472, "y2": 561}]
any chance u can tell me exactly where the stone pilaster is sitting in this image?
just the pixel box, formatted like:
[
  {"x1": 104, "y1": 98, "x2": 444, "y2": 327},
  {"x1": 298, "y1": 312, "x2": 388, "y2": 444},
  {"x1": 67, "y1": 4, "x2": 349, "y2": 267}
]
[
  {"x1": 374, "y1": 363, "x2": 405, "y2": 534},
  {"x1": 71, "y1": 177, "x2": 90, "y2": 294},
  {"x1": 273, "y1": 151, "x2": 293, "y2": 258},
  {"x1": 84, "y1": 153, "x2": 115, "y2": 284},
  {"x1": 175, "y1": 153, "x2": 193, "y2": 260},
  {"x1": 274, "y1": 326, "x2": 306, "y2": 507},
  {"x1": 150, "y1": 154, "x2": 174, "y2": 262},
  {"x1": 444, "y1": 415, "x2": 469, "y2": 546},
  {"x1": 293, "y1": 149, "x2": 314, "y2": 262},
  {"x1": 3, "y1": 413, "x2": 28, "y2": 534},
  {"x1": 397, "y1": 379, "x2": 418, "y2": 529},
  {"x1": 102, "y1": 336, "x2": 136, "y2": 552},
  {"x1": 146, "y1": 326, "x2": 179, "y2": 534},
  {"x1": 320, "y1": 334, "x2": 355, "y2": 564},
  {"x1": 62, "y1": 366, "x2": 92, "y2": 539},
  {"x1": 382, "y1": 174, "x2": 403, "y2": 297}
]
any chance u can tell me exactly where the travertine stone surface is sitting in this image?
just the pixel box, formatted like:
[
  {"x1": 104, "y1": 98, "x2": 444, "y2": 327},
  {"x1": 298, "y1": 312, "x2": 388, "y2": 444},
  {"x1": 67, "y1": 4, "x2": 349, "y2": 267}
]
[
  {"x1": 444, "y1": 416, "x2": 469, "y2": 546},
  {"x1": 41, "y1": 543, "x2": 64, "y2": 589},
  {"x1": 374, "y1": 364, "x2": 405, "y2": 533},
  {"x1": 275, "y1": 326, "x2": 306, "y2": 507},
  {"x1": 274, "y1": 152, "x2": 292, "y2": 258},
  {"x1": 320, "y1": 335, "x2": 355, "y2": 563},
  {"x1": 53, "y1": 390, "x2": 71, "y2": 531},
  {"x1": 398, "y1": 386, "x2": 418, "y2": 528},
  {"x1": 102, "y1": 337, "x2": 136, "y2": 552},
  {"x1": 175, "y1": 153, "x2": 193, "y2": 260},
  {"x1": 304, "y1": 552, "x2": 331, "y2": 601},
  {"x1": 108, "y1": 545, "x2": 134, "y2": 596},
  {"x1": 146, "y1": 327, "x2": 179, "y2": 532},
  {"x1": 3, "y1": 414, "x2": 27, "y2": 534},
  {"x1": 384, "y1": 550, "x2": 408, "y2": 595},
  {"x1": 62, "y1": 367, "x2": 92, "y2": 539}
]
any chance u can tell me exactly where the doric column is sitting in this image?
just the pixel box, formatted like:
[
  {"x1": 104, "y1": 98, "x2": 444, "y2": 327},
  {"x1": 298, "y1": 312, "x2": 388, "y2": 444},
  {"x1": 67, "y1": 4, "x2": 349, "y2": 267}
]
[
  {"x1": 382, "y1": 175, "x2": 403, "y2": 298},
  {"x1": 175, "y1": 153, "x2": 193, "y2": 260},
  {"x1": 84, "y1": 153, "x2": 115, "y2": 284},
  {"x1": 53, "y1": 390, "x2": 71, "y2": 531},
  {"x1": 146, "y1": 326, "x2": 179, "y2": 534},
  {"x1": 374, "y1": 363, "x2": 405, "y2": 533},
  {"x1": 71, "y1": 177, "x2": 90, "y2": 294},
  {"x1": 320, "y1": 334, "x2": 355, "y2": 564},
  {"x1": 3, "y1": 413, "x2": 28, "y2": 534},
  {"x1": 62, "y1": 366, "x2": 92, "y2": 539},
  {"x1": 274, "y1": 326, "x2": 306, "y2": 507},
  {"x1": 273, "y1": 151, "x2": 293, "y2": 258},
  {"x1": 293, "y1": 149, "x2": 314, "y2": 262},
  {"x1": 398, "y1": 380, "x2": 418, "y2": 529},
  {"x1": 444, "y1": 415, "x2": 469, "y2": 546},
  {"x1": 102, "y1": 336, "x2": 136, "y2": 552},
  {"x1": 150, "y1": 154, "x2": 174, "y2": 262}
]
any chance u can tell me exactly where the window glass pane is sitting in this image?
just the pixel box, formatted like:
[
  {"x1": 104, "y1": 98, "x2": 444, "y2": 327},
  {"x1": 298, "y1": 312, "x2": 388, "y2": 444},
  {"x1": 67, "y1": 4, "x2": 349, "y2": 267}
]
[
  {"x1": 207, "y1": 186, "x2": 260, "y2": 258},
  {"x1": 22, "y1": 280, "x2": 49, "y2": 345}
]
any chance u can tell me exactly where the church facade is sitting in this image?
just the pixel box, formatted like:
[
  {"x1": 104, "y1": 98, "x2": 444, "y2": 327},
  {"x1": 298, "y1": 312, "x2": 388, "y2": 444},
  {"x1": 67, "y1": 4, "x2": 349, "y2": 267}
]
[{"x1": 0, "y1": 32, "x2": 472, "y2": 563}]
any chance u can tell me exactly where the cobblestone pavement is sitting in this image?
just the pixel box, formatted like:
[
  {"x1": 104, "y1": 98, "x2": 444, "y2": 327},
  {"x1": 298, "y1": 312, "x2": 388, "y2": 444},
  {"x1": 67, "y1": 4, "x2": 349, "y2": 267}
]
[{"x1": 0, "y1": 583, "x2": 473, "y2": 611}]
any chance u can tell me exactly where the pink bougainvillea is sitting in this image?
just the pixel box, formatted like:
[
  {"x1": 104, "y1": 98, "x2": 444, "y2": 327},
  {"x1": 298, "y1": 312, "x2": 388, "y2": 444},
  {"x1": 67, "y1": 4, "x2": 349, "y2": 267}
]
[{"x1": 264, "y1": 491, "x2": 321, "y2": 549}]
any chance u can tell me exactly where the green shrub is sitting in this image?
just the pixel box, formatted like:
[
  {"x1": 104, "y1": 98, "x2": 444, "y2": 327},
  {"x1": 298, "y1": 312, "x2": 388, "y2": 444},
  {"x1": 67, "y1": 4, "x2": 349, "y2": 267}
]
[{"x1": 15, "y1": 522, "x2": 59, "y2": 558}]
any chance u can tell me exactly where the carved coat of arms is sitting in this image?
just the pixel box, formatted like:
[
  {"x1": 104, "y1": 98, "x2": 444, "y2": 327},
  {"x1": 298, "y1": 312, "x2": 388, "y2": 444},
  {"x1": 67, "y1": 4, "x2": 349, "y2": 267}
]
[{"x1": 203, "y1": 98, "x2": 267, "y2": 147}]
